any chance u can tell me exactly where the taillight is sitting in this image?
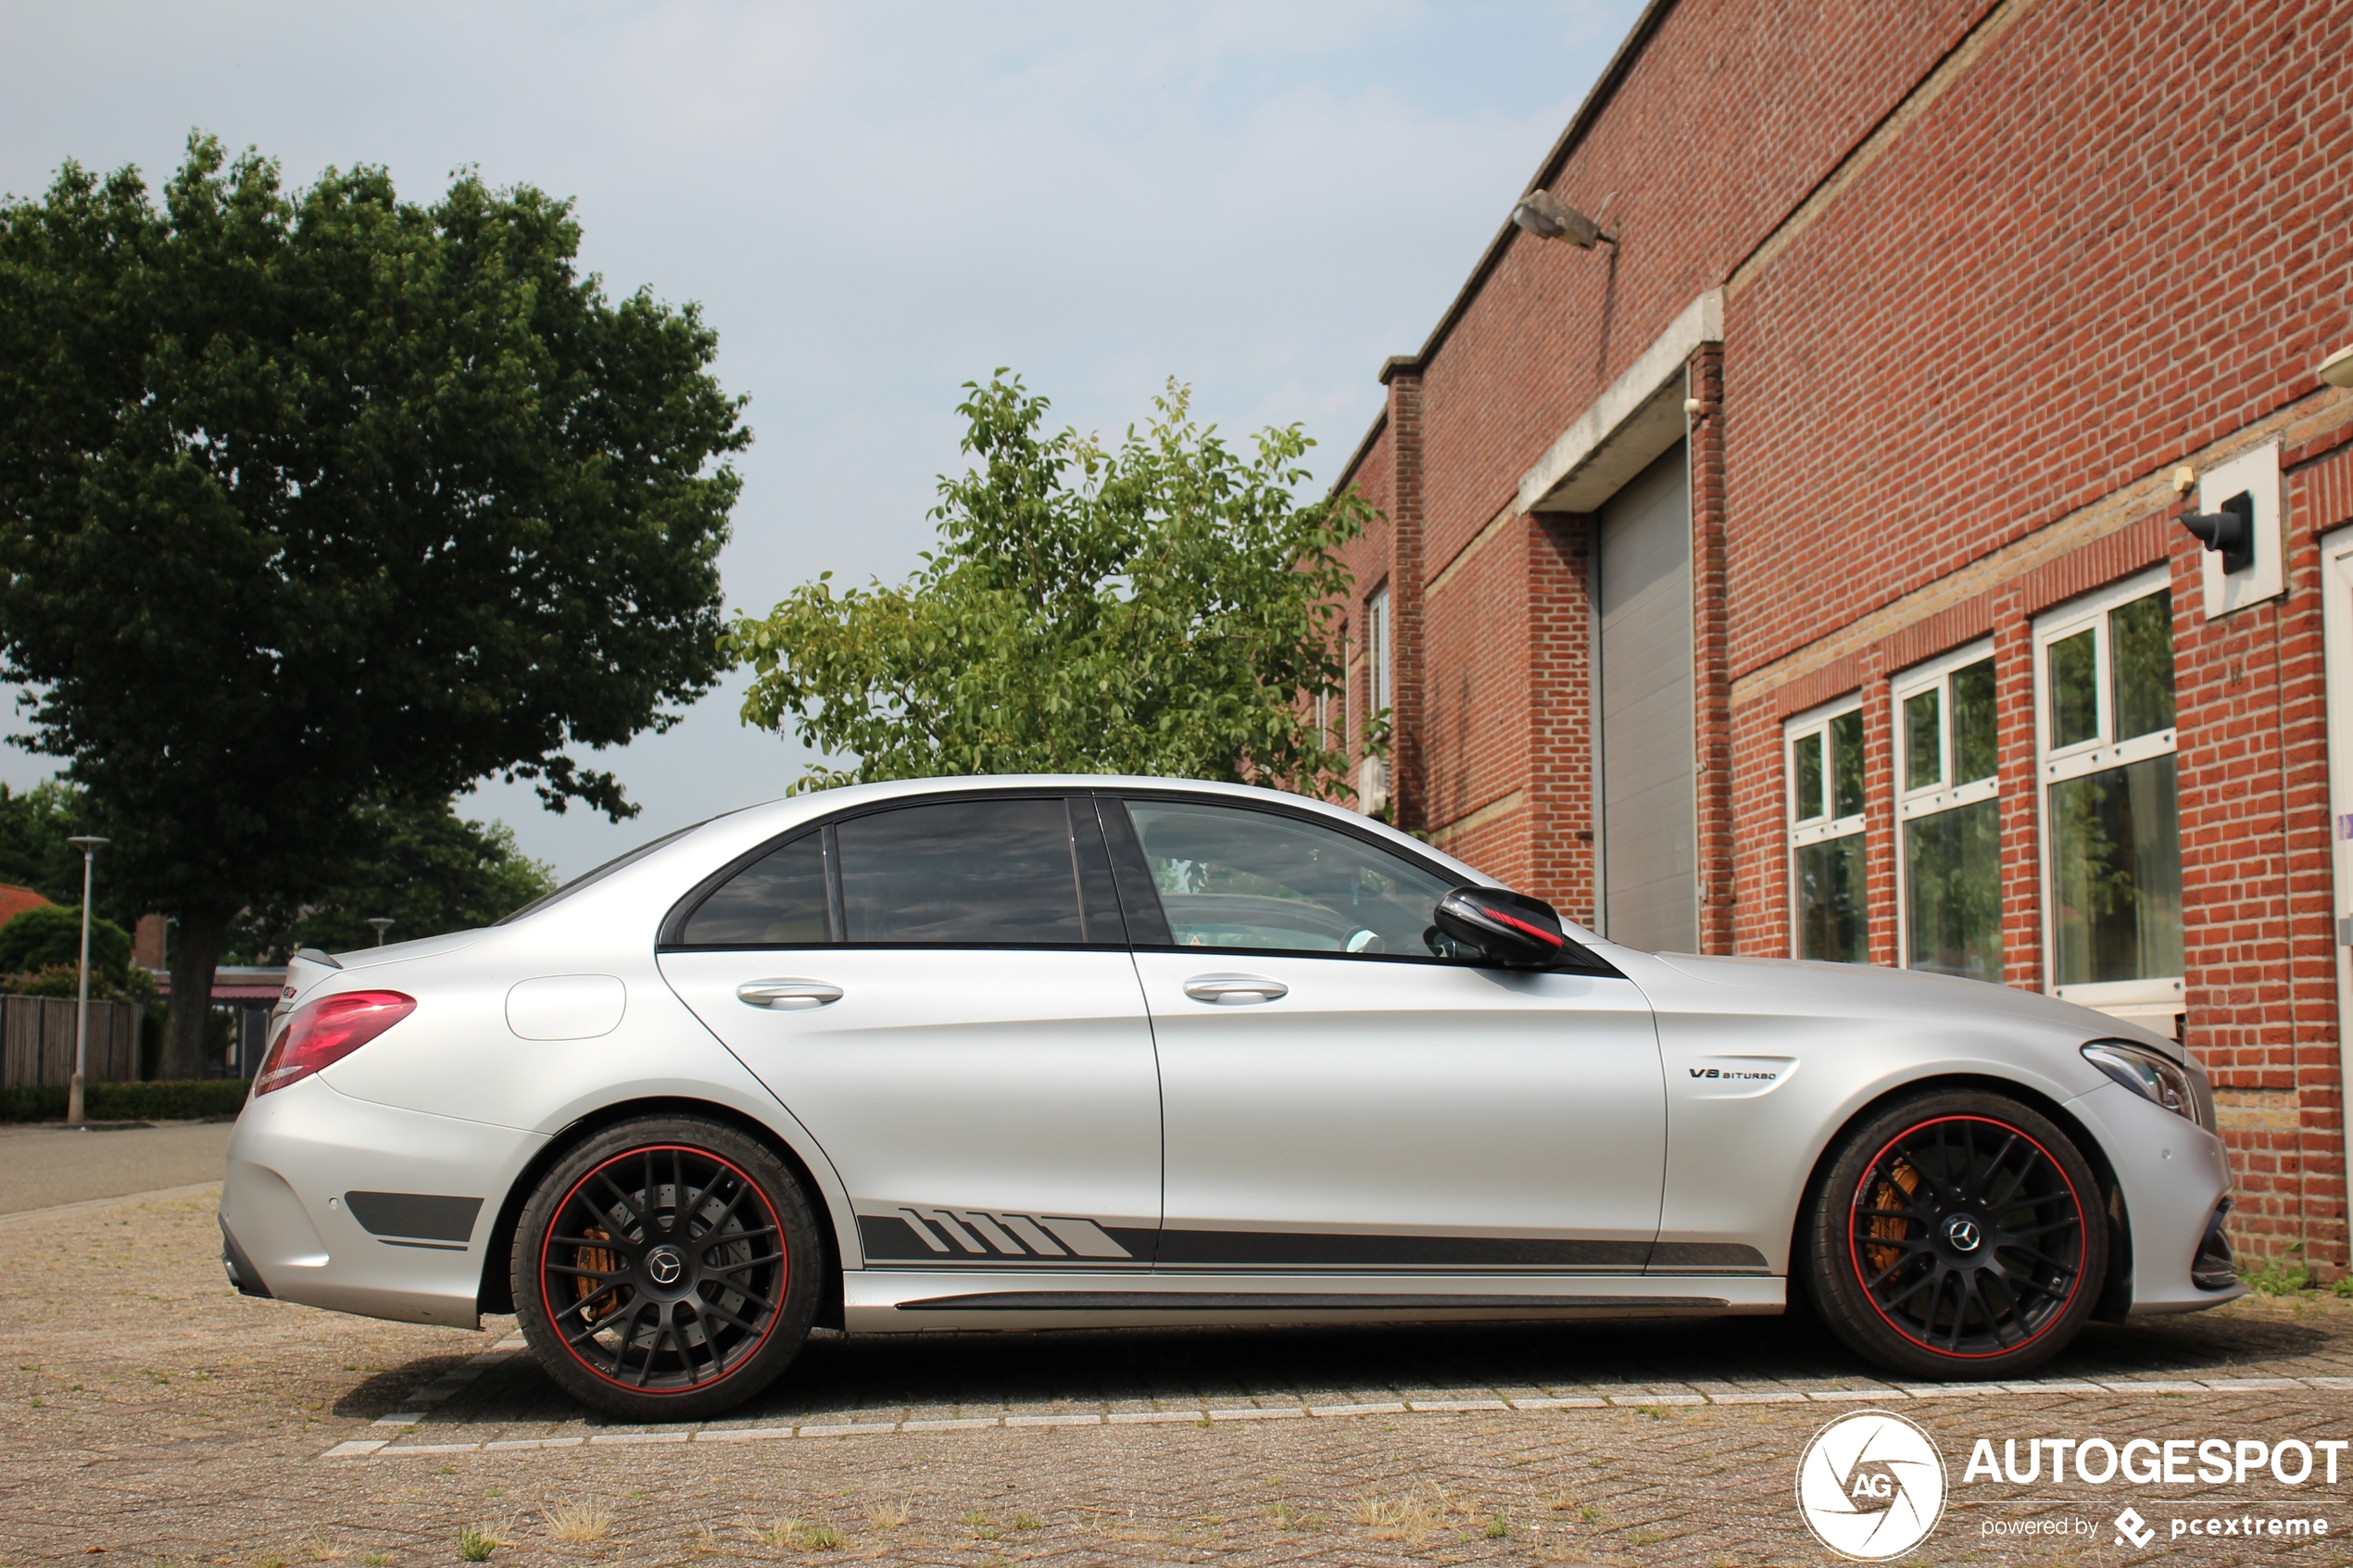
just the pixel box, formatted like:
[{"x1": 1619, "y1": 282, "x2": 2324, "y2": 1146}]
[{"x1": 253, "y1": 990, "x2": 416, "y2": 1096}]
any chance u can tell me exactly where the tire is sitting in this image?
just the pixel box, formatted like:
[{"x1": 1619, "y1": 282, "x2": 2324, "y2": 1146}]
[
  {"x1": 1804, "y1": 1088, "x2": 2108, "y2": 1381},
  {"x1": 512, "y1": 1115, "x2": 823, "y2": 1423}
]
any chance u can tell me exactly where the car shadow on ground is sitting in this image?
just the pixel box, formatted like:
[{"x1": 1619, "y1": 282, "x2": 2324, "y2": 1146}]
[{"x1": 331, "y1": 1304, "x2": 2337, "y2": 1427}]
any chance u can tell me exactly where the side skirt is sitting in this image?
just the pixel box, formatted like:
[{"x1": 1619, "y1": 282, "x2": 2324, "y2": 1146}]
[{"x1": 842, "y1": 1271, "x2": 1783, "y2": 1333}]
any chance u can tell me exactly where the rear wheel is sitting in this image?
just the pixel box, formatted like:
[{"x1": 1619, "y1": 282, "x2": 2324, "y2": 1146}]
[
  {"x1": 513, "y1": 1115, "x2": 822, "y2": 1422},
  {"x1": 1805, "y1": 1089, "x2": 2108, "y2": 1380}
]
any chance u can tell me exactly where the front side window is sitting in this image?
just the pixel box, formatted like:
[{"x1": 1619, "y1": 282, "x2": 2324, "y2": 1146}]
[
  {"x1": 1114, "y1": 797, "x2": 1460, "y2": 959},
  {"x1": 1786, "y1": 699, "x2": 1867, "y2": 962},
  {"x1": 1893, "y1": 646, "x2": 2002, "y2": 982},
  {"x1": 2034, "y1": 575, "x2": 2182, "y2": 1012}
]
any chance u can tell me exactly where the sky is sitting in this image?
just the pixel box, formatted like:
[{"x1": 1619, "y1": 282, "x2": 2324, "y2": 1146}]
[{"x1": 0, "y1": 0, "x2": 1641, "y2": 879}]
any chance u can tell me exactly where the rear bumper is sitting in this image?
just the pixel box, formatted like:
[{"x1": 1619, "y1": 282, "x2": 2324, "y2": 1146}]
[{"x1": 220, "y1": 1076, "x2": 547, "y2": 1328}]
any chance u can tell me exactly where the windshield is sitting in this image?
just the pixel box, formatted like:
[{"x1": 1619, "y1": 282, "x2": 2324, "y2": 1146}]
[{"x1": 496, "y1": 820, "x2": 709, "y2": 925}]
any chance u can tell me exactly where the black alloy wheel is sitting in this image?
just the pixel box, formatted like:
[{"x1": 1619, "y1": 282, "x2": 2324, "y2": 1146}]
[
  {"x1": 1806, "y1": 1090, "x2": 2108, "y2": 1380},
  {"x1": 514, "y1": 1116, "x2": 822, "y2": 1422}
]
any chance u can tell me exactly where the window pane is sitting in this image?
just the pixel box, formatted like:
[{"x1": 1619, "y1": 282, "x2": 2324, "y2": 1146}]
[
  {"x1": 1793, "y1": 733, "x2": 1824, "y2": 821},
  {"x1": 2110, "y1": 591, "x2": 2175, "y2": 740},
  {"x1": 2049, "y1": 753, "x2": 2183, "y2": 985},
  {"x1": 1831, "y1": 709, "x2": 1865, "y2": 819},
  {"x1": 836, "y1": 798, "x2": 1083, "y2": 945},
  {"x1": 1904, "y1": 689, "x2": 1941, "y2": 792},
  {"x1": 1124, "y1": 799, "x2": 1456, "y2": 957},
  {"x1": 2047, "y1": 630, "x2": 2097, "y2": 748},
  {"x1": 1904, "y1": 798, "x2": 2001, "y2": 981},
  {"x1": 682, "y1": 833, "x2": 829, "y2": 946},
  {"x1": 1951, "y1": 658, "x2": 1997, "y2": 784},
  {"x1": 1795, "y1": 833, "x2": 1867, "y2": 963}
]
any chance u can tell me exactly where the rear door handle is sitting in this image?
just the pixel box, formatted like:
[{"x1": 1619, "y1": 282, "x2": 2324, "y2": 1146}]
[
  {"x1": 1183, "y1": 974, "x2": 1289, "y2": 1005},
  {"x1": 736, "y1": 979, "x2": 844, "y2": 1010}
]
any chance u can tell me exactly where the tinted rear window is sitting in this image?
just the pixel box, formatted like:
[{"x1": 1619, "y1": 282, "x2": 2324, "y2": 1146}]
[
  {"x1": 680, "y1": 833, "x2": 829, "y2": 946},
  {"x1": 837, "y1": 798, "x2": 1083, "y2": 945}
]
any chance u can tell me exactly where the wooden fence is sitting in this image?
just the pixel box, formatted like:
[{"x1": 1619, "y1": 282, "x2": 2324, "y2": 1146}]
[{"x1": 0, "y1": 997, "x2": 144, "y2": 1087}]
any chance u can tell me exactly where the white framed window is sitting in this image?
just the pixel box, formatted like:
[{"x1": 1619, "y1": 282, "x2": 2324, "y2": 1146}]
[
  {"x1": 2032, "y1": 568, "x2": 2182, "y2": 1018},
  {"x1": 1366, "y1": 583, "x2": 1392, "y2": 718},
  {"x1": 1786, "y1": 694, "x2": 1867, "y2": 962},
  {"x1": 1892, "y1": 641, "x2": 2001, "y2": 982}
]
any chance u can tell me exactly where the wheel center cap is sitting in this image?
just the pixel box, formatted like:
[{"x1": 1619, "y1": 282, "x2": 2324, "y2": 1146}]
[
  {"x1": 646, "y1": 1245, "x2": 686, "y2": 1286},
  {"x1": 1943, "y1": 1214, "x2": 1983, "y2": 1253}
]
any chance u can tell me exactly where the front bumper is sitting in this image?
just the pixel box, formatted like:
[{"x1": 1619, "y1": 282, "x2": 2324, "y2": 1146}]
[
  {"x1": 220, "y1": 1076, "x2": 547, "y2": 1328},
  {"x1": 2065, "y1": 1078, "x2": 2245, "y2": 1315}
]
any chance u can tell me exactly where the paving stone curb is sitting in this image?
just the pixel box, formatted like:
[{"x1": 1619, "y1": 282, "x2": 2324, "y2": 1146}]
[{"x1": 322, "y1": 1372, "x2": 2353, "y2": 1459}]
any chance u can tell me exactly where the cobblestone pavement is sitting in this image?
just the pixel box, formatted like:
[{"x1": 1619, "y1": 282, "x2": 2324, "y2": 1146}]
[{"x1": 9, "y1": 1188, "x2": 2353, "y2": 1565}]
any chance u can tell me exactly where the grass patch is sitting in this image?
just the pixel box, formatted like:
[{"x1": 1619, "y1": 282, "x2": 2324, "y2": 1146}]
[
  {"x1": 455, "y1": 1524, "x2": 499, "y2": 1563},
  {"x1": 543, "y1": 1501, "x2": 611, "y2": 1544},
  {"x1": 759, "y1": 1518, "x2": 841, "y2": 1550}
]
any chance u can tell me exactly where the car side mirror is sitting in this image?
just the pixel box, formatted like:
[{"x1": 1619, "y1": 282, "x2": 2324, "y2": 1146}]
[{"x1": 1432, "y1": 885, "x2": 1568, "y2": 968}]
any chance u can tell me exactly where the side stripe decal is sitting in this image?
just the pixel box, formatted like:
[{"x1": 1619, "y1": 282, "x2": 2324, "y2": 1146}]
[{"x1": 870, "y1": 1209, "x2": 1141, "y2": 1261}]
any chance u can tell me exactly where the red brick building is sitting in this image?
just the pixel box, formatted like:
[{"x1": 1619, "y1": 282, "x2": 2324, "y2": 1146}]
[{"x1": 1327, "y1": 0, "x2": 2353, "y2": 1265}]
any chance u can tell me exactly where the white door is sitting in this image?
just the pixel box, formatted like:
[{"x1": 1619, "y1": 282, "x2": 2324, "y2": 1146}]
[
  {"x1": 659, "y1": 794, "x2": 1161, "y2": 1269},
  {"x1": 1108, "y1": 795, "x2": 1666, "y2": 1272}
]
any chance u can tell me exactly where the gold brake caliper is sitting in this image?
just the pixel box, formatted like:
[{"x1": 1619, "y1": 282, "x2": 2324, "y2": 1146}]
[
  {"x1": 1862, "y1": 1158, "x2": 1921, "y2": 1276},
  {"x1": 575, "y1": 1225, "x2": 620, "y2": 1320}
]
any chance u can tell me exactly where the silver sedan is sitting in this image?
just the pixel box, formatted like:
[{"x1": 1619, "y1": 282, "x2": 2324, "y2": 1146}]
[{"x1": 219, "y1": 776, "x2": 2240, "y2": 1421}]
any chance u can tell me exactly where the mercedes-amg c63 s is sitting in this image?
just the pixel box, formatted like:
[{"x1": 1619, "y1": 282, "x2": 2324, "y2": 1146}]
[{"x1": 219, "y1": 776, "x2": 2241, "y2": 1420}]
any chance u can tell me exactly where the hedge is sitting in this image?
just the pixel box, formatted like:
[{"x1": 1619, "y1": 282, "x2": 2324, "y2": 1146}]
[{"x1": 0, "y1": 1079, "x2": 249, "y2": 1123}]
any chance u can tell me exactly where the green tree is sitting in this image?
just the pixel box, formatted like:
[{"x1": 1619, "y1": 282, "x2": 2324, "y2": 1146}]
[
  {"x1": 0, "y1": 134, "x2": 748, "y2": 1076},
  {"x1": 229, "y1": 798, "x2": 558, "y2": 962},
  {"x1": 0, "y1": 903, "x2": 132, "y2": 980},
  {"x1": 727, "y1": 374, "x2": 1367, "y2": 792},
  {"x1": 0, "y1": 782, "x2": 142, "y2": 927}
]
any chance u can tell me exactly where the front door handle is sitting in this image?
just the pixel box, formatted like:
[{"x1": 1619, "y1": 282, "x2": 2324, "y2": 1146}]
[
  {"x1": 736, "y1": 979, "x2": 844, "y2": 1010},
  {"x1": 1183, "y1": 973, "x2": 1289, "y2": 1005}
]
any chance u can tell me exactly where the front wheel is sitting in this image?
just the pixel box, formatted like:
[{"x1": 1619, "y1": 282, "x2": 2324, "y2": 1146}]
[
  {"x1": 1804, "y1": 1089, "x2": 2108, "y2": 1380},
  {"x1": 513, "y1": 1116, "x2": 823, "y2": 1422}
]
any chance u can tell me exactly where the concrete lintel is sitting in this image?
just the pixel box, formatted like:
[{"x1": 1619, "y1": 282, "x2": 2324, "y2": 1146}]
[{"x1": 1517, "y1": 289, "x2": 1722, "y2": 515}]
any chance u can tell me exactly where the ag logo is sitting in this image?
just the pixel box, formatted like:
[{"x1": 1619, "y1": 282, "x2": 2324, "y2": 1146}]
[{"x1": 1796, "y1": 1410, "x2": 1947, "y2": 1560}]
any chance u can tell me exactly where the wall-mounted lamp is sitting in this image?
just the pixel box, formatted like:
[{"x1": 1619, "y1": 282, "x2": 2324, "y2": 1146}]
[
  {"x1": 2172, "y1": 461, "x2": 2254, "y2": 572},
  {"x1": 2322, "y1": 344, "x2": 2353, "y2": 389},
  {"x1": 2182, "y1": 491, "x2": 2256, "y2": 573},
  {"x1": 1511, "y1": 190, "x2": 1615, "y2": 249}
]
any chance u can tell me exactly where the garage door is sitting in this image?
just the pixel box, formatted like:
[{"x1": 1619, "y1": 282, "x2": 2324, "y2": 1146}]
[{"x1": 1596, "y1": 441, "x2": 1696, "y2": 953}]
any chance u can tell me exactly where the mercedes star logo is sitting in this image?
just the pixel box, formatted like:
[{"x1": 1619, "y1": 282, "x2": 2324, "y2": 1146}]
[
  {"x1": 1942, "y1": 1215, "x2": 1982, "y2": 1253},
  {"x1": 646, "y1": 1246, "x2": 685, "y2": 1286}
]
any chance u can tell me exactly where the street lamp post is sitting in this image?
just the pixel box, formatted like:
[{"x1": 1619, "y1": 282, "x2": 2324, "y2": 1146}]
[
  {"x1": 365, "y1": 918, "x2": 395, "y2": 947},
  {"x1": 65, "y1": 835, "x2": 108, "y2": 1128}
]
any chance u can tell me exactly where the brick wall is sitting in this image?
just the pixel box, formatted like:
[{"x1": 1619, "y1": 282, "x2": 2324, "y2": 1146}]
[{"x1": 1329, "y1": 0, "x2": 2353, "y2": 1264}]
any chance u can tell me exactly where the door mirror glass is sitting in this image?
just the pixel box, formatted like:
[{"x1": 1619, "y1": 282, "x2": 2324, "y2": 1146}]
[{"x1": 1432, "y1": 886, "x2": 1568, "y2": 968}]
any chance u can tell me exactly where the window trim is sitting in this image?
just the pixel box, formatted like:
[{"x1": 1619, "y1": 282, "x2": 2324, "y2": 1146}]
[
  {"x1": 1783, "y1": 694, "x2": 1867, "y2": 960},
  {"x1": 1889, "y1": 639, "x2": 2000, "y2": 978},
  {"x1": 1366, "y1": 583, "x2": 1392, "y2": 718},
  {"x1": 2030, "y1": 567, "x2": 2183, "y2": 1016},
  {"x1": 661, "y1": 783, "x2": 1621, "y2": 973}
]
